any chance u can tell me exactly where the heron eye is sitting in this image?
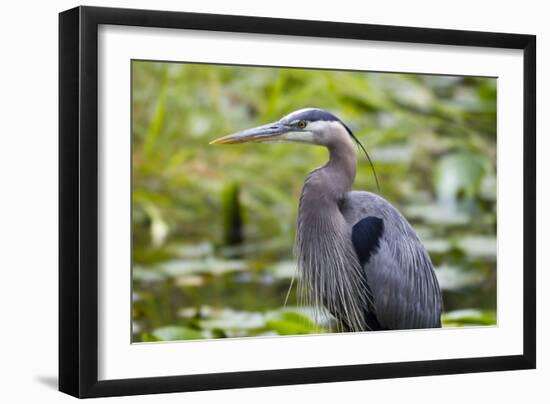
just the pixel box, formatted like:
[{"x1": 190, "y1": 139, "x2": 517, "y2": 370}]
[{"x1": 298, "y1": 120, "x2": 307, "y2": 129}]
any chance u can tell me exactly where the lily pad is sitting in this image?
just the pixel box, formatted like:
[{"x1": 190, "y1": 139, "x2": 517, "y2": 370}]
[
  {"x1": 435, "y1": 264, "x2": 486, "y2": 290},
  {"x1": 405, "y1": 204, "x2": 470, "y2": 225},
  {"x1": 174, "y1": 242, "x2": 213, "y2": 258},
  {"x1": 161, "y1": 258, "x2": 247, "y2": 276},
  {"x1": 422, "y1": 238, "x2": 452, "y2": 254},
  {"x1": 270, "y1": 261, "x2": 298, "y2": 279},
  {"x1": 266, "y1": 310, "x2": 323, "y2": 335},
  {"x1": 132, "y1": 266, "x2": 166, "y2": 283},
  {"x1": 152, "y1": 325, "x2": 204, "y2": 341},
  {"x1": 456, "y1": 236, "x2": 496, "y2": 260},
  {"x1": 199, "y1": 309, "x2": 266, "y2": 332},
  {"x1": 442, "y1": 309, "x2": 496, "y2": 326}
]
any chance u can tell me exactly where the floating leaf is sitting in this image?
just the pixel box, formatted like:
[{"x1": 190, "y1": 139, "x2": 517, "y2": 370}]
[
  {"x1": 405, "y1": 203, "x2": 470, "y2": 225},
  {"x1": 270, "y1": 261, "x2": 297, "y2": 279},
  {"x1": 422, "y1": 238, "x2": 452, "y2": 254},
  {"x1": 174, "y1": 243, "x2": 213, "y2": 259},
  {"x1": 199, "y1": 309, "x2": 266, "y2": 332},
  {"x1": 132, "y1": 266, "x2": 166, "y2": 283},
  {"x1": 266, "y1": 310, "x2": 321, "y2": 335},
  {"x1": 456, "y1": 236, "x2": 496, "y2": 260},
  {"x1": 161, "y1": 258, "x2": 247, "y2": 276},
  {"x1": 442, "y1": 309, "x2": 496, "y2": 326},
  {"x1": 174, "y1": 274, "x2": 205, "y2": 287},
  {"x1": 435, "y1": 264, "x2": 485, "y2": 290},
  {"x1": 152, "y1": 326, "x2": 204, "y2": 341}
]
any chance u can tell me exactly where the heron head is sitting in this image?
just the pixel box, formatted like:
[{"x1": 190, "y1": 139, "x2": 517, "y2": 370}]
[
  {"x1": 209, "y1": 108, "x2": 352, "y2": 146},
  {"x1": 211, "y1": 107, "x2": 380, "y2": 191}
]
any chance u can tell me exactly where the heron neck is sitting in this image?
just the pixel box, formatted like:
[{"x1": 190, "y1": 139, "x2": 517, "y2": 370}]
[
  {"x1": 296, "y1": 137, "x2": 369, "y2": 331},
  {"x1": 298, "y1": 138, "x2": 357, "y2": 218},
  {"x1": 327, "y1": 139, "x2": 357, "y2": 193}
]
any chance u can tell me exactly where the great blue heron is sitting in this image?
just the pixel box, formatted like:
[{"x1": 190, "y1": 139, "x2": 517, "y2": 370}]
[{"x1": 211, "y1": 108, "x2": 442, "y2": 331}]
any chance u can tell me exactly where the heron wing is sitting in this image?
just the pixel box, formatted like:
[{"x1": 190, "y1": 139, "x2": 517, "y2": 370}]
[
  {"x1": 343, "y1": 191, "x2": 442, "y2": 330},
  {"x1": 350, "y1": 217, "x2": 385, "y2": 330}
]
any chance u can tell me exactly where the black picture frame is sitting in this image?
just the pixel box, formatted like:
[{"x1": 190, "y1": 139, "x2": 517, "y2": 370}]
[{"x1": 59, "y1": 5, "x2": 536, "y2": 398}]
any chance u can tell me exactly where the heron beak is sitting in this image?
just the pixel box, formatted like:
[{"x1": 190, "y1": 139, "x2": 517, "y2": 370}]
[{"x1": 210, "y1": 122, "x2": 291, "y2": 144}]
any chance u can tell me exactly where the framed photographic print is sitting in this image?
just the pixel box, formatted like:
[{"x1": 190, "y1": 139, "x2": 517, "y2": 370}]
[{"x1": 59, "y1": 6, "x2": 536, "y2": 398}]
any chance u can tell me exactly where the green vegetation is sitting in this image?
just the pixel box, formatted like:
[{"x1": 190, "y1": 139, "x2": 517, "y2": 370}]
[{"x1": 132, "y1": 61, "x2": 497, "y2": 342}]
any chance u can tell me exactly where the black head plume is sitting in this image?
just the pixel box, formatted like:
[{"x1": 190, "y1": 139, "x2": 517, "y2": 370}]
[{"x1": 342, "y1": 123, "x2": 380, "y2": 193}]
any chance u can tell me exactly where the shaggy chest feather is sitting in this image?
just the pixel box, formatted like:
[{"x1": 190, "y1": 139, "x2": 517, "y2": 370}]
[{"x1": 295, "y1": 174, "x2": 373, "y2": 331}]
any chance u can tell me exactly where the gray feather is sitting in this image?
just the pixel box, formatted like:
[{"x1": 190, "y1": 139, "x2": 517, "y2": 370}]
[{"x1": 341, "y1": 191, "x2": 442, "y2": 329}]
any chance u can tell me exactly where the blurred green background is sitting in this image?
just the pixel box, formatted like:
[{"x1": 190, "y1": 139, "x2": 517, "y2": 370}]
[{"x1": 131, "y1": 61, "x2": 497, "y2": 342}]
